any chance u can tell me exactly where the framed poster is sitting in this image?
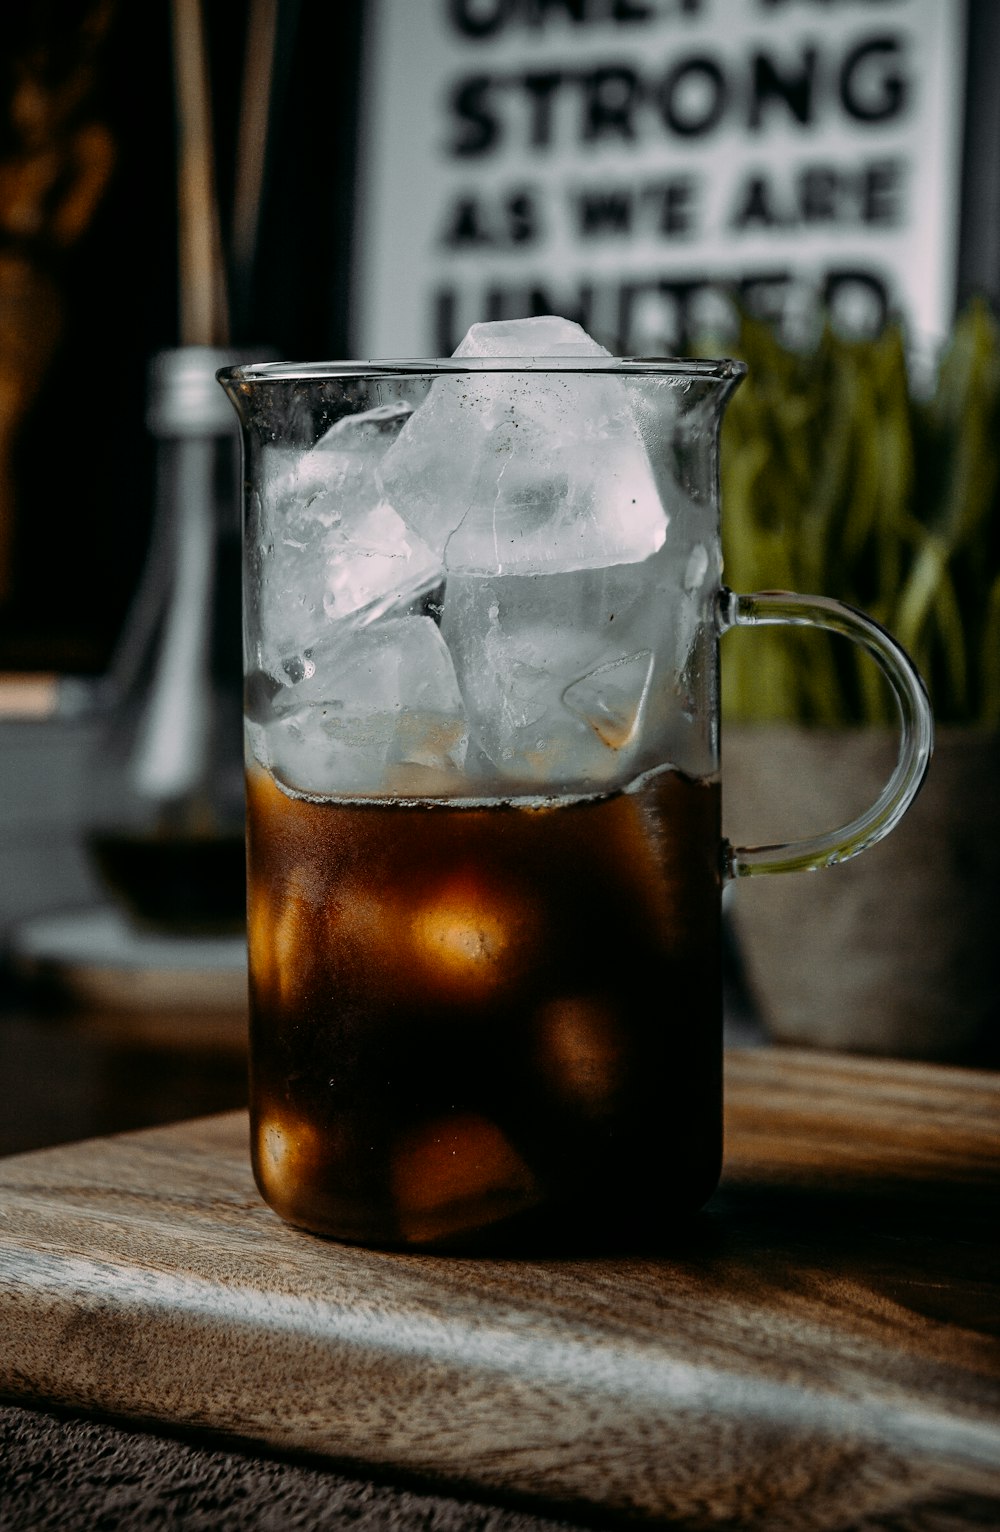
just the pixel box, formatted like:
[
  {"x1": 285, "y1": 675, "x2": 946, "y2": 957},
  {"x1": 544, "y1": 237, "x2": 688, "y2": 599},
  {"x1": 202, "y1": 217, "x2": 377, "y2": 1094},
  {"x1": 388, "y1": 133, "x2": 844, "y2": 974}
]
[{"x1": 351, "y1": 0, "x2": 968, "y2": 357}]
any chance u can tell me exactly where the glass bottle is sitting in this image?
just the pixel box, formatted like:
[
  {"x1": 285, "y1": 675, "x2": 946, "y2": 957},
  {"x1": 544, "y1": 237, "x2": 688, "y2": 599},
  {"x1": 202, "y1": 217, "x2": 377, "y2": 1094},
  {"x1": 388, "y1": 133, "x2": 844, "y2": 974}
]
[{"x1": 86, "y1": 345, "x2": 261, "y2": 935}]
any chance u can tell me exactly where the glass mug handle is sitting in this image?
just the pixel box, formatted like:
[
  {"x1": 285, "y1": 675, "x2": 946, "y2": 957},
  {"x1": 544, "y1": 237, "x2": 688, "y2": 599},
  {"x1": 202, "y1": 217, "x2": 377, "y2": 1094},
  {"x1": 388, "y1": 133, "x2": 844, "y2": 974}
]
[{"x1": 718, "y1": 589, "x2": 934, "y2": 878}]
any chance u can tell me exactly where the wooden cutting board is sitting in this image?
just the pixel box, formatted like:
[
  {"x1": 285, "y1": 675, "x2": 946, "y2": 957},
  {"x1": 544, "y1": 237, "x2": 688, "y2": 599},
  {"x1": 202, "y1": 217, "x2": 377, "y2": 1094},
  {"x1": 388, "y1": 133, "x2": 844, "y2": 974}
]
[{"x1": 1, "y1": 1047, "x2": 998, "y2": 1530}]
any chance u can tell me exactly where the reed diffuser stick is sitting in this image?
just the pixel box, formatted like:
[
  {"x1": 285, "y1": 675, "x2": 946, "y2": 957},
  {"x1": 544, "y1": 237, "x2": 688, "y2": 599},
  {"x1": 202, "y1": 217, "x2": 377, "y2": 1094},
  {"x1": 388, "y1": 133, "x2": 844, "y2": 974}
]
[
  {"x1": 231, "y1": 0, "x2": 279, "y2": 334},
  {"x1": 170, "y1": 0, "x2": 228, "y2": 346}
]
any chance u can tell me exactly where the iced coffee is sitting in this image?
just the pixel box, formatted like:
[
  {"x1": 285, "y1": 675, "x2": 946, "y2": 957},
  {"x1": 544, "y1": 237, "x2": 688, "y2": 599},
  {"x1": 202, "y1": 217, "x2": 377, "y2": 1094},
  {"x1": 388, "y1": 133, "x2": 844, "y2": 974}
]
[
  {"x1": 229, "y1": 318, "x2": 730, "y2": 1250},
  {"x1": 247, "y1": 765, "x2": 721, "y2": 1249}
]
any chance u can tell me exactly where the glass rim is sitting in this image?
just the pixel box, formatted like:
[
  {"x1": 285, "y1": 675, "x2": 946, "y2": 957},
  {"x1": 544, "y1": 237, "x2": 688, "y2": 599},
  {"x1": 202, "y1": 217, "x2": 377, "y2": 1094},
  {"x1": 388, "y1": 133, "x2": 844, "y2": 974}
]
[{"x1": 216, "y1": 355, "x2": 748, "y2": 386}]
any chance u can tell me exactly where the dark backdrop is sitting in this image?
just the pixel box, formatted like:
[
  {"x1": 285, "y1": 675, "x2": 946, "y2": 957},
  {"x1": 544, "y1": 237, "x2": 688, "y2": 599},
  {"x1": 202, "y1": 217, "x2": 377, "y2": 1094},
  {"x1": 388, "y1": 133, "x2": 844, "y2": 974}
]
[{"x1": 0, "y1": 0, "x2": 362, "y2": 674}]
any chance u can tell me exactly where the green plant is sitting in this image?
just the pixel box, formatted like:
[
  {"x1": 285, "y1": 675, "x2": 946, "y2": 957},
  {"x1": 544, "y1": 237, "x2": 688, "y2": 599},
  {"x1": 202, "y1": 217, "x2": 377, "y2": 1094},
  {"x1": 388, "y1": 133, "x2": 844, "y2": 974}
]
[{"x1": 716, "y1": 300, "x2": 1000, "y2": 725}]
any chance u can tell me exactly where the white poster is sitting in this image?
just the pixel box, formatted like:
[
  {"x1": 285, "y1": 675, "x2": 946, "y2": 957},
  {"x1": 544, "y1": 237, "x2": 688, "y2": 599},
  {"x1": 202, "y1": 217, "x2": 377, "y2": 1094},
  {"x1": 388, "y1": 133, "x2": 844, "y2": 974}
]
[{"x1": 352, "y1": 0, "x2": 967, "y2": 357}]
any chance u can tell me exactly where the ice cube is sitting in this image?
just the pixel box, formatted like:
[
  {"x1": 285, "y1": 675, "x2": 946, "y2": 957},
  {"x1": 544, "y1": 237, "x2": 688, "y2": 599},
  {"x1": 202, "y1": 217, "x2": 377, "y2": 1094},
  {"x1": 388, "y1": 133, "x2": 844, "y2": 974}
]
[
  {"x1": 534, "y1": 997, "x2": 625, "y2": 1114},
  {"x1": 453, "y1": 315, "x2": 610, "y2": 358},
  {"x1": 254, "y1": 403, "x2": 441, "y2": 679},
  {"x1": 392, "y1": 1113, "x2": 539, "y2": 1245},
  {"x1": 266, "y1": 616, "x2": 468, "y2": 796},
  {"x1": 441, "y1": 566, "x2": 663, "y2": 788},
  {"x1": 377, "y1": 318, "x2": 666, "y2": 578},
  {"x1": 562, "y1": 653, "x2": 655, "y2": 751},
  {"x1": 319, "y1": 399, "x2": 414, "y2": 441}
]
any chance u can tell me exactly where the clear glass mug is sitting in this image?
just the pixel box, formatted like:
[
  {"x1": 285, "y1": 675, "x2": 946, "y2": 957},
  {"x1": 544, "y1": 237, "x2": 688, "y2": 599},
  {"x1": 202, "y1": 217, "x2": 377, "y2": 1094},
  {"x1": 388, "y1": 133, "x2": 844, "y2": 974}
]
[{"x1": 218, "y1": 356, "x2": 933, "y2": 1252}]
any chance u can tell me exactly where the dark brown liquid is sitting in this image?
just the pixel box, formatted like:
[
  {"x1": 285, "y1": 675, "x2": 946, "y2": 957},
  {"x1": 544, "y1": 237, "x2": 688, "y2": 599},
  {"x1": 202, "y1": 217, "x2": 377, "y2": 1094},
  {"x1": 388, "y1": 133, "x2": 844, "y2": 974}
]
[
  {"x1": 246, "y1": 766, "x2": 722, "y2": 1252},
  {"x1": 89, "y1": 832, "x2": 247, "y2": 934}
]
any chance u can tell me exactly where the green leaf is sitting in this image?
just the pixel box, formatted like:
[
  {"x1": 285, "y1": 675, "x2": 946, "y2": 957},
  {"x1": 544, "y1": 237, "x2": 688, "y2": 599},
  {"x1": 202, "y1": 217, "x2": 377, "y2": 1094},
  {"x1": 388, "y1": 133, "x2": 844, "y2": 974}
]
[{"x1": 714, "y1": 299, "x2": 1000, "y2": 724}]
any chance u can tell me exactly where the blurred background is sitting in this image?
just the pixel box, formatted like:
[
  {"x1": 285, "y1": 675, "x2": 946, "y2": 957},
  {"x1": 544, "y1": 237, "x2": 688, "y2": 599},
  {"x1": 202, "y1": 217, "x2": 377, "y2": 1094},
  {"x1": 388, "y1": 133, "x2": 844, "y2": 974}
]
[
  {"x1": 0, "y1": 0, "x2": 361, "y2": 676},
  {"x1": 0, "y1": 0, "x2": 997, "y2": 1154}
]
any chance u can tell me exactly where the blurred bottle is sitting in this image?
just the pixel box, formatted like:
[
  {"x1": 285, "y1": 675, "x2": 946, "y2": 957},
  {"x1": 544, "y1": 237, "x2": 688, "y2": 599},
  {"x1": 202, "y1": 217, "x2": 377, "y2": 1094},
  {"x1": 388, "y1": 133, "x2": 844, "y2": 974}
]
[{"x1": 86, "y1": 345, "x2": 259, "y2": 935}]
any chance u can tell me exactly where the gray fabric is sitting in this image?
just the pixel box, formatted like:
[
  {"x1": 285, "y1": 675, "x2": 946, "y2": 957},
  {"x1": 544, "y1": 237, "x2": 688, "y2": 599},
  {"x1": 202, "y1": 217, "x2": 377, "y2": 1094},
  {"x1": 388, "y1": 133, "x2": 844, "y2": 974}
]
[{"x1": 0, "y1": 1403, "x2": 592, "y2": 1532}]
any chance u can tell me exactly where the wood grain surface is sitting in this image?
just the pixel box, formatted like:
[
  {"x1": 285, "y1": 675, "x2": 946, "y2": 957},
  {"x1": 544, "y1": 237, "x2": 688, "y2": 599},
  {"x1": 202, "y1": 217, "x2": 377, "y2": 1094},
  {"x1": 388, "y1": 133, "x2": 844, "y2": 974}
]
[{"x1": 1, "y1": 1047, "x2": 998, "y2": 1530}]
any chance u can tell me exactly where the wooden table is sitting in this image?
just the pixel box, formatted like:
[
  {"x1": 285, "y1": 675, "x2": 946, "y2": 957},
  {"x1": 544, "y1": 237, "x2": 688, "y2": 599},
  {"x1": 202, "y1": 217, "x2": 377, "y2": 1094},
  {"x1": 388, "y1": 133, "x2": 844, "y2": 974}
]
[{"x1": 1, "y1": 1047, "x2": 998, "y2": 1530}]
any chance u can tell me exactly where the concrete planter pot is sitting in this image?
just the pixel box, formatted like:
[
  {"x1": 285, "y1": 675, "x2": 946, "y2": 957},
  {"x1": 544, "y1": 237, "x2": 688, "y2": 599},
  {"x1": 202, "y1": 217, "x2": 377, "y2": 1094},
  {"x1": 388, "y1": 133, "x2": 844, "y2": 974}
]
[{"x1": 722, "y1": 725, "x2": 1000, "y2": 1065}]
